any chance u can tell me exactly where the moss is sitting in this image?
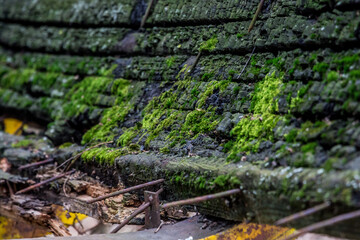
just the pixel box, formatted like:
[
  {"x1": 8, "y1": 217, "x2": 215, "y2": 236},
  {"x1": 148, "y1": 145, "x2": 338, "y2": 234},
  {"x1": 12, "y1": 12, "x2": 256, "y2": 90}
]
[
  {"x1": 197, "y1": 80, "x2": 230, "y2": 108},
  {"x1": 250, "y1": 71, "x2": 282, "y2": 113},
  {"x1": 326, "y1": 71, "x2": 339, "y2": 82},
  {"x1": 228, "y1": 72, "x2": 284, "y2": 159},
  {"x1": 213, "y1": 175, "x2": 240, "y2": 188},
  {"x1": 301, "y1": 142, "x2": 317, "y2": 154},
  {"x1": 170, "y1": 171, "x2": 241, "y2": 193},
  {"x1": 265, "y1": 57, "x2": 285, "y2": 71},
  {"x1": 62, "y1": 102, "x2": 90, "y2": 119},
  {"x1": 129, "y1": 143, "x2": 140, "y2": 151},
  {"x1": 117, "y1": 127, "x2": 138, "y2": 146},
  {"x1": 334, "y1": 53, "x2": 359, "y2": 72},
  {"x1": 285, "y1": 129, "x2": 298, "y2": 143},
  {"x1": 191, "y1": 87, "x2": 200, "y2": 97},
  {"x1": 308, "y1": 53, "x2": 317, "y2": 63},
  {"x1": 81, "y1": 79, "x2": 144, "y2": 145},
  {"x1": 236, "y1": 33, "x2": 245, "y2": 38},
  {"x1": 229, "y1": 113, "x2": 281, "y2": 157},
  {"x1": 201, "y1": 72, "x2": 214, "y2": 81},
  {"x1": 166, "y1": 56, "x2": 177, "y2": 68},
  {"x1": 340, "y1": 188, "x2": 353, "y2": 206},
  {"x1": 199, "y1": 35, "x2": 218, "y2": 52},
  {"x1": 286, "y1": 92, "x2": 292, "y2": 104},
  {"x1": 227, "y1": 70, "x2": 236, "y2": 80},
  {"x1": 223, "y1": 140, "x2": 235, "y2": 152},
  {"x1": 288, "y1": 58, "x2": 300, "y2": 75},
  {"x1": 83, "y1": 103, "x2": 133, "y2": 144},
  {"x1": 115, "y1": 79, "x2": 227, "y2": 149},
  {"x1": 297, "y1": 121, "x2": 327, "y2": 142},
  {"x1": 0, "y1": 68, "x2": 35, "y2": 91},
  {"x1": 11, "y1": 139, "x2": 33, "y2": 148},
  {"x1": 58, "y1": 142, "x2": 73, "y2": 149},
  {"x1": 143, "y1": 109, "x2": 182, "y2": 146},
  {"x1": 310, "y1": 33, "x2": 317, "y2": 39},
  {"x1": 313, "y1": 62, "x2": 329, "y2": 76},
  {"x1": 160, "y1": 146, "x2": 170, "y2": 153},
  {"x1": 32, "y1": 72, "x2": 61, "y2": 90},
  {"x1": 323, "y1": 157, "x2": 338, "y2": 172},
  {"x1": 181, "y1": 108, "x2": 220, "y2": 137},
  {"x1": 290, "y1": 81, "x2": 313, "y2": 109},
  {"x1": 66, "y1": 76, "x2": 114, "y2": 106},
  {"x1": 233, "y1": 85, "x2": 240, "y2": 95},
  {"x1": 348, "y1": 80, "x2": 360, "y2": 100},
  {"x1": 99, "y1": 64, "x2": 117, "y2": 77},
  {"x1": 349, "y1": 70, "x2": 360, "y2": 79},
  {"x1": 81, "y1": 147, "x2": 128, "y2": 165},
  {"x1": 176, "y1": 64, "x2": 192, "y2": 79}
]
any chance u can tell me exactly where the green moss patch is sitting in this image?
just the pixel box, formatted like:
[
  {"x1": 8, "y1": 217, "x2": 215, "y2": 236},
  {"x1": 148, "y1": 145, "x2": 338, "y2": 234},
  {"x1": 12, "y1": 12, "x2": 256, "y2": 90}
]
[
  {"x1": 199, "y1": 35, "x2": 218, "y2": 52},
  {"x1": 228, "y1": 72, "x2": 284, "y2": 160},
  {"x1": 81, "y1": 147, "x2": 128, "y2": 165},
  {"x1": 11, "y1": 139, "x2": 33, "y2": 148}
]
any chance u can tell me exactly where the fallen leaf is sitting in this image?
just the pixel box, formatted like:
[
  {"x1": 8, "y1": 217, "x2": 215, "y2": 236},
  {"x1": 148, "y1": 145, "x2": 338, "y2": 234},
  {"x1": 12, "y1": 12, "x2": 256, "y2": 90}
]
[{"x1": 0, "y1": 158, "x2": 11, "y2": 172}]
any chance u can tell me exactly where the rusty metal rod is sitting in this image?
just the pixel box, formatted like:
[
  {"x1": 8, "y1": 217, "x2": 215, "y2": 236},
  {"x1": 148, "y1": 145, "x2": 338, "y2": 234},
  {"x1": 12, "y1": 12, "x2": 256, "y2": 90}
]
[
  {"x1": 161, "y1": 188, "x2": 241, "y2": 209},
  {"x1": 155, "y1": 188, "x2": 164, "y2": 195},
  {"x1": 87, "y1": 179, "x2": 165, "y2": 204},
  {"x1": 280, "y1": 209, "x2": 360, "y2": 240},
  {"x1": 15, "y1": 170, "x2": 75, "y2": 195},
  {"x1": 18, "y1": 158, "x2": 54, "y2": 170},
  {"x1": 111, "y1": 202, "x2": 150, "y2": 233},
  {"x1": 275, "y1": 201, "x2": 331, "y2": 225}
]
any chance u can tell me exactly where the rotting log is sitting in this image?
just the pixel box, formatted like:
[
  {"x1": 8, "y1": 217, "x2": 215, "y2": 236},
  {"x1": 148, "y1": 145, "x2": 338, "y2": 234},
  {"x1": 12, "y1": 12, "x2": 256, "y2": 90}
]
[{"x1": 108, "y1": 153, "x2": 360, "y2": 239}]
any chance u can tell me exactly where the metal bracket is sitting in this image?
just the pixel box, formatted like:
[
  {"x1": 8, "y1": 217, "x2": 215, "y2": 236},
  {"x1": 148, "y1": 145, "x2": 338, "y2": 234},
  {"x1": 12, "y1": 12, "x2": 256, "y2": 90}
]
[{"x1": 144, "y1": 188, "x2": 163, "y2": 229}]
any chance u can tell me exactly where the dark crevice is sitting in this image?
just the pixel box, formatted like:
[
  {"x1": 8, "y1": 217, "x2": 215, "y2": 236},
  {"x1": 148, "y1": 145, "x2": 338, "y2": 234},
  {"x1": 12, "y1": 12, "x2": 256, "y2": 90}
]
[
  {"x1": 1, "y1": 39, "x2": 360, "y2": 60},
  {"x1": 130, "y1": 0, "x2": 148, "y2": 27},
  {"x1": 0, "y1": 106, "x2": 51, "y2": 126},
  {"x1": 0, "y1": 18, "x2": 139, "y2": 30},
  {"x1": 0, "y1": 16, "x2": 259, "y2": 30},
  {"x1": 1, "y1": 3, "x2": 360, "y2": 30}
]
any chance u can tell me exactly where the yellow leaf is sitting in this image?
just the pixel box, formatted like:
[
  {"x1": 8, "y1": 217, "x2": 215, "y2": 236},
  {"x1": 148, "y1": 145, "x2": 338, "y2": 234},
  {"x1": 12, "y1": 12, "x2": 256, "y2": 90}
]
[
  {"x1": 201, "y1": 223, "x2": 296, "y2": 240},
  {"x1": 3, "y1": 118, "x2": 23, "y2": 135}
]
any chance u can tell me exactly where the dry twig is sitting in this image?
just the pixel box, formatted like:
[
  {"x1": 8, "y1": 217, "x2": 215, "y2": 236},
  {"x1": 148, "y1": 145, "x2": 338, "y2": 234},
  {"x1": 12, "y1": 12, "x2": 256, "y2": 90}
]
[
  {"x1": 63, "y1": 175, "x2": 71, "y2": 197},
  {"x1": 140, "y1": 0, "x2": 155, "y2": 29},
  {"x1": 154, "y1": 220, "x2": 175, "y2": 233},
  {"x1": 248, "y1": 0, "x2": 265, "y2": 32},
  {"x1": 239, "y1": 46, "x2": 256, "y2": 77},
  {"x1": 6, "y1": 180, "x2": 14, "y2": 196}
]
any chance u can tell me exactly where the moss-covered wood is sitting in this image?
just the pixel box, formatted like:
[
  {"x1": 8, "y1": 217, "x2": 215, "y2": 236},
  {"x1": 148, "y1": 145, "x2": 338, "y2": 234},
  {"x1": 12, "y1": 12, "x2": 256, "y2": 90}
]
[{"x1": 1, "y1": 0, "x2": 360, "y2": 238}]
